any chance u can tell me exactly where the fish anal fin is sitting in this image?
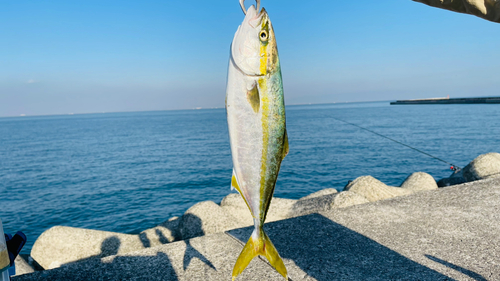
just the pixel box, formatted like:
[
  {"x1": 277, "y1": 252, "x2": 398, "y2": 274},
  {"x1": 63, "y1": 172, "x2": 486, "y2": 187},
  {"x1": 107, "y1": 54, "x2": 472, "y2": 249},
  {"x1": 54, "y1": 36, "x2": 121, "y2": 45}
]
[
  {"x1": 282, "y1": 129, "x2": 289, "y2": 160},
  {"x1": 231, "y1": 170, "x2": 252, "y2": 213},
  {"x1": 231, "y1": 170, "x2": 242, "y2": 193},
  {"x1": 232, "y1": 229, "x2": 287, "y2": 280}
]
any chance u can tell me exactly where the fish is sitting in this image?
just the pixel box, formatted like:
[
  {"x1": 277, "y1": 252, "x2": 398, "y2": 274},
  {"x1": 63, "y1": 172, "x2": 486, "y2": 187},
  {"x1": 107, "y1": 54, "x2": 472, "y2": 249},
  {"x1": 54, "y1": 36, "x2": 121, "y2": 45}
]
[{"x1": 225, "y1": 1, "x2": 289, "y2": 280}]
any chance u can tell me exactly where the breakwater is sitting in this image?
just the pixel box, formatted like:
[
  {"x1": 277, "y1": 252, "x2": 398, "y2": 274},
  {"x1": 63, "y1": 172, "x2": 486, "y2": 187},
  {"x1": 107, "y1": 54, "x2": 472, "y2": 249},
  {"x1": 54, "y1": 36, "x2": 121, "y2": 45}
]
[
  {"x1": 390, "y1": 96, "x2": 500, "y2": 105},
  {"x1": 11, "y1": 152, "x2": 500, "y2": 280}
]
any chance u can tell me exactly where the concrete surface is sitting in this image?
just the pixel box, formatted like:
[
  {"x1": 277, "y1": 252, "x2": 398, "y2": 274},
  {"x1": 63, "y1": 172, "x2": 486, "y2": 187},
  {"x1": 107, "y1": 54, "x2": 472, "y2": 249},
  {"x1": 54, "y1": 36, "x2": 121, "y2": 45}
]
[{"x1": 14, "y1": 177, "x2": 500, "y2": 280}]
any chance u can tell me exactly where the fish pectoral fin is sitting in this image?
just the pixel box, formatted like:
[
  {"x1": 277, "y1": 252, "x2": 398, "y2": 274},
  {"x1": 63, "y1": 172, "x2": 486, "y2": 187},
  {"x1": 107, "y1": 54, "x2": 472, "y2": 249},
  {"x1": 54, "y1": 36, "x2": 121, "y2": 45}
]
[
  {"x1": 232, "y1": 229, "x2": 287, "y2": 280},
  {"x1": 246, "y1": 83, "x2": 260, "y2": 113},
  {"x1": 282, "y1": 129, "x2": 289, "y2": 160}
]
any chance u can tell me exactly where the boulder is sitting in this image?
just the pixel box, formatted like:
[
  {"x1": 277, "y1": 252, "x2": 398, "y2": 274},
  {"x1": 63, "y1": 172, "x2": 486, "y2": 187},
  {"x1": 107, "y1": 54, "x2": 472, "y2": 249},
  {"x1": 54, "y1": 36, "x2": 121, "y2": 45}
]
[
  {"x1": 178, "y1": 201, "x2": 243, "y2": 240},
  {"x1": 140, "y1": 217, "x2": 180, "y2": 247},
  {"x1": 330, "y1": 190, "x2": 370, "y2": 208},
  {"x1": 400, "y1": 172, "x2": 438, "y2": 191},
  {"x1": 344, "y1": 176, "x2": 412, "y2": 202},
  {"x1": 462, "y1": 152, "x2": 500, "y2": 182},
  {"x1": 299, "y1": 188, "x2": 338, "y2": 200},
  {"x1": 219, "y1": 193, "x2": 297, "y2": 226},
  {"x1": 14, "y1": 255, "x2": 34, "y2": 276},
  {"x1": 31, "y1": 226, "x2": 149, "y2": 270}
]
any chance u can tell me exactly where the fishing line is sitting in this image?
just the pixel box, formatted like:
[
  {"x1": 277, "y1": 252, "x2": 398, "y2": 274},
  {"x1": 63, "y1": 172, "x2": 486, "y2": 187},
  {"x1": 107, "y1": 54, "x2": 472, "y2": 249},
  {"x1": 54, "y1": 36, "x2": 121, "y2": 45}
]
[{"x1": 330, "y1": 116, "x2": 461, "y2": 171}]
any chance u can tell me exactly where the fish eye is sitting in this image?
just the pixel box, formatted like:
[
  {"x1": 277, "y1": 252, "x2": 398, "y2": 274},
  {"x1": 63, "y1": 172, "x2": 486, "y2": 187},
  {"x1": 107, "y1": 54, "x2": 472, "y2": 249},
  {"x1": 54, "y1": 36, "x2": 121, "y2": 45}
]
[{"x1": 260, "y1": 30, "x2": 268, "y2": 42}]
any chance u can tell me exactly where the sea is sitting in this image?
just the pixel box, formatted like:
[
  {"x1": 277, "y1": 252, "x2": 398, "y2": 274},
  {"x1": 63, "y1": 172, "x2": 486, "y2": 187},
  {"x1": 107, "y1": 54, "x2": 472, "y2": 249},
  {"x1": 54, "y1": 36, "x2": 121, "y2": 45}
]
[{"x1": 0, "y1": 102, "x2": 499, "y2": 254}]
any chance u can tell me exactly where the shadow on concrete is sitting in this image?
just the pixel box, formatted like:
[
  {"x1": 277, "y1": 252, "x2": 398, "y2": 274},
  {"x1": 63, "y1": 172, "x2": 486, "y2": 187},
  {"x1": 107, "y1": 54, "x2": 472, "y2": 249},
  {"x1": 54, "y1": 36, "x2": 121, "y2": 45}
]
[
  {"x1": 139, "y1": 232, "x2": 151, "y2": 248},
  {"x1": 99, "y1": 236, "x2": 121, "y2": 257},
  {"x1": 178, "y1": 214, "x2": 216, "y2": 271},
  {"x1": 183, "y1": 239, "x2": 216, "y2": 271},
  {"x1": 156, "y1": 229, "x2": 170, "y2": 244},
  {"x1": 425, "y1": 254, "x2": 487, "y2": 281},
  {"x1": 13, "y1": 236, "x2": 180, "y2": 281},
  {"x1": 227, "y1": 214, "x2": 453, "y2": 280}
]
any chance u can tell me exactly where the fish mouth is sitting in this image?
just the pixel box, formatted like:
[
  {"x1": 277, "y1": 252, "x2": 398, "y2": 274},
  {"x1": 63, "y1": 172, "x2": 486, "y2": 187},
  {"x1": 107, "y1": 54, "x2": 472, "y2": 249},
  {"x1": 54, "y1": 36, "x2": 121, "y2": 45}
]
[
  {"x1": 258, "y1": 7, "x2": 267, "y2": 17},
  {"x1": 249, "y1": 7, "x2": 268, "y2": 28},
  {"x1": 257, "y1": 7, "x2": 268, "y2": 23}
]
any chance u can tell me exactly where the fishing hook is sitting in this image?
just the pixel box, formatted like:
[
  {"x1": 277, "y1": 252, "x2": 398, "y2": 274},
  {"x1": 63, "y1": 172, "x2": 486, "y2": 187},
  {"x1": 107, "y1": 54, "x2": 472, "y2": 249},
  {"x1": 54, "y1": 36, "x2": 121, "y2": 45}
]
[{"x1": 240, "y1": 0, "x2": 260, "y2": 15}]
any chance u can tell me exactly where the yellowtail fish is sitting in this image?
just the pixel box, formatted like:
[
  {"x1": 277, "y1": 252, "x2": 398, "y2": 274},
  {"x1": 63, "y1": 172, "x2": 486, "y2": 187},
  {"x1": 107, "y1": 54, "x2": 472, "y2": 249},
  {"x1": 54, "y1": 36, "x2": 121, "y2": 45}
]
[{"x1": 225, "y1": 0, "x2": 288, "y2": 279}]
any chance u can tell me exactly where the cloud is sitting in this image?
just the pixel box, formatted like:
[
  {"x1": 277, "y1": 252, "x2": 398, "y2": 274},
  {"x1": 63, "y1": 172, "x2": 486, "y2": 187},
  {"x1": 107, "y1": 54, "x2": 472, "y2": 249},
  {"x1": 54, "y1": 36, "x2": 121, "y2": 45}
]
[{"x1": 27, "y1": 79, "x2": 37, "y2": 84}]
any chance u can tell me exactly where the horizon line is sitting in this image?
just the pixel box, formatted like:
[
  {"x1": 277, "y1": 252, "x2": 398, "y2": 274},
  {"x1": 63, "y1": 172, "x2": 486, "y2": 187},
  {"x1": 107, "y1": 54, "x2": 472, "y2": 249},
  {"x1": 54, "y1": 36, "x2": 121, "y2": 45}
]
[{"x1": 0, "y1": 99, "x2": 398, "y2": 119}]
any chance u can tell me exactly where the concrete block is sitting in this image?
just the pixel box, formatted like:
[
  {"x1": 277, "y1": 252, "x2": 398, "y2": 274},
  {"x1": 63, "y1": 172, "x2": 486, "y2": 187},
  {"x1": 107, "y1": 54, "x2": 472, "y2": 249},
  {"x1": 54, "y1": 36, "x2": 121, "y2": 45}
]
[
  {"x1": 462, "y1": 152, "x2": 500, "y2": 181},
  {"x1": 220, "y1": 193, "x2": 296, "y2": 226},
  {"x1": 13, "y1": 233, "x2": 286, "y2": 281},
  {"x1": 140, "y1": 217, "x2": 180, "y2": 247},
  {"x1": 400, "y1": 172, "x2": 438, "y2": 191},
  {"x1": 13, "y1": 255, "x2": 34, "y2": 276},
  {"x1": 330, "y1": 190, "x2": 369, "y2": 208},
  {"x1": 30, "y1": 226, "x2": 149, "y2": 270},
  {"x1": 290, "y1": 190, "x2": 370, "y2": 217},
  {"x1": 299, "y1": 188, "x2": 337, "y2": 200},
  {"x1": 178, "y1": 201, "x2": 243, "y2": 240},
  {"x1": 344, "y1": 175, "x2": 412, "y2": 202}
]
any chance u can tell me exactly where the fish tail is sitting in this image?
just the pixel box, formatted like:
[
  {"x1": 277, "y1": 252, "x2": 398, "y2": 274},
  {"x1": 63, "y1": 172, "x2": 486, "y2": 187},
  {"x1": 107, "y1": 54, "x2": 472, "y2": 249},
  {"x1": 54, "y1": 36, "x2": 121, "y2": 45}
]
[{"x1": 232, "y1": 227, "x2": 287, "y2": 280}]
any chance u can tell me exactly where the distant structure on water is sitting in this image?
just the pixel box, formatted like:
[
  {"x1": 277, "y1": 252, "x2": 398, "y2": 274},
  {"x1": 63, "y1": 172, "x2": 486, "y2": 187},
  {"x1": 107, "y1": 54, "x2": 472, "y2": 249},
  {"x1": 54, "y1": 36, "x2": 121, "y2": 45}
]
[{"x1": 391, "y1": 96, "x2": 500, "y2": 105}]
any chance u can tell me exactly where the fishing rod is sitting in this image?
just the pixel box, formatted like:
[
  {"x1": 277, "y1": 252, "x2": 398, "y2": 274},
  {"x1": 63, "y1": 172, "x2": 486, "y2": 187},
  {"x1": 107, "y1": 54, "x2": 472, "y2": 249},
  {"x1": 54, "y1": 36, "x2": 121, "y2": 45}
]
[{"x1": 330, "y1": 116, "x2": 461, "y2": 171}]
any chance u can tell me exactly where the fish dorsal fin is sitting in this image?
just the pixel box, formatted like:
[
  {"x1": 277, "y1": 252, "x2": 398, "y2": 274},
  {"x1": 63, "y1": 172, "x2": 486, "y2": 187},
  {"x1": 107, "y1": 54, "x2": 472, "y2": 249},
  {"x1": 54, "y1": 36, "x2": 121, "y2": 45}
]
[{"x1": 282, "y1": 129, "x2": 289, "y2": 160}]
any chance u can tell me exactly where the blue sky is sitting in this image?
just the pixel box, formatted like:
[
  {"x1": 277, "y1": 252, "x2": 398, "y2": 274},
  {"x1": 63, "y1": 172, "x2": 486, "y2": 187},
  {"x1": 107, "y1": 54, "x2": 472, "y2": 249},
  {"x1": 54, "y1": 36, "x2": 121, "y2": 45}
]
[{"x1": 1, "y1": 0, "x2": 499, "y2": 116}]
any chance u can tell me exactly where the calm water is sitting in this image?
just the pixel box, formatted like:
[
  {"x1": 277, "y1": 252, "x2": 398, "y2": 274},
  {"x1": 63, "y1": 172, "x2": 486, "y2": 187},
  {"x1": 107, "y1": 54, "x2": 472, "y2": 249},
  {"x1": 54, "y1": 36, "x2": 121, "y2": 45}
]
[{"x1": 1, "y1": 102, "x2": 499, "y2": 254}]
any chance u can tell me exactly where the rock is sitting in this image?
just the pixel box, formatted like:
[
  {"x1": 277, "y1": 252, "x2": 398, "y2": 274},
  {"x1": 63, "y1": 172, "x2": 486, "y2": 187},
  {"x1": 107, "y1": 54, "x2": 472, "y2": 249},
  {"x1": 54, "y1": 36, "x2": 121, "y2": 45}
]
[
  {"x1": 31, "y1": 226, "x2": 149, "y2": 270},
  {"x1": 14, "y1": 255, "x2": 34, "y2": 276},
  {"x1": 344, "y1": 176, "x2": 412, "y2": 202},
  {"x1": 299, "y1": 188, "x2": 338, "y2": 200},
  {"x1": 219, "y1": 193, "x2": 297, "y2": 226},
  {"x1": 462, "y1": 152, "x2": 500, "y2": 182},
  {"x1": 400, "y1": 172, "x2": 438, "y2": 191},
  {"x1": 140, "y1": 217, "x2": 180, "y2": 247},
  {"x1": 330, "y1": 191, "x2": 370, "y2": 208},
  {"x1": 178, "y1": 201, "x2": 243, "y2": 240}
]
